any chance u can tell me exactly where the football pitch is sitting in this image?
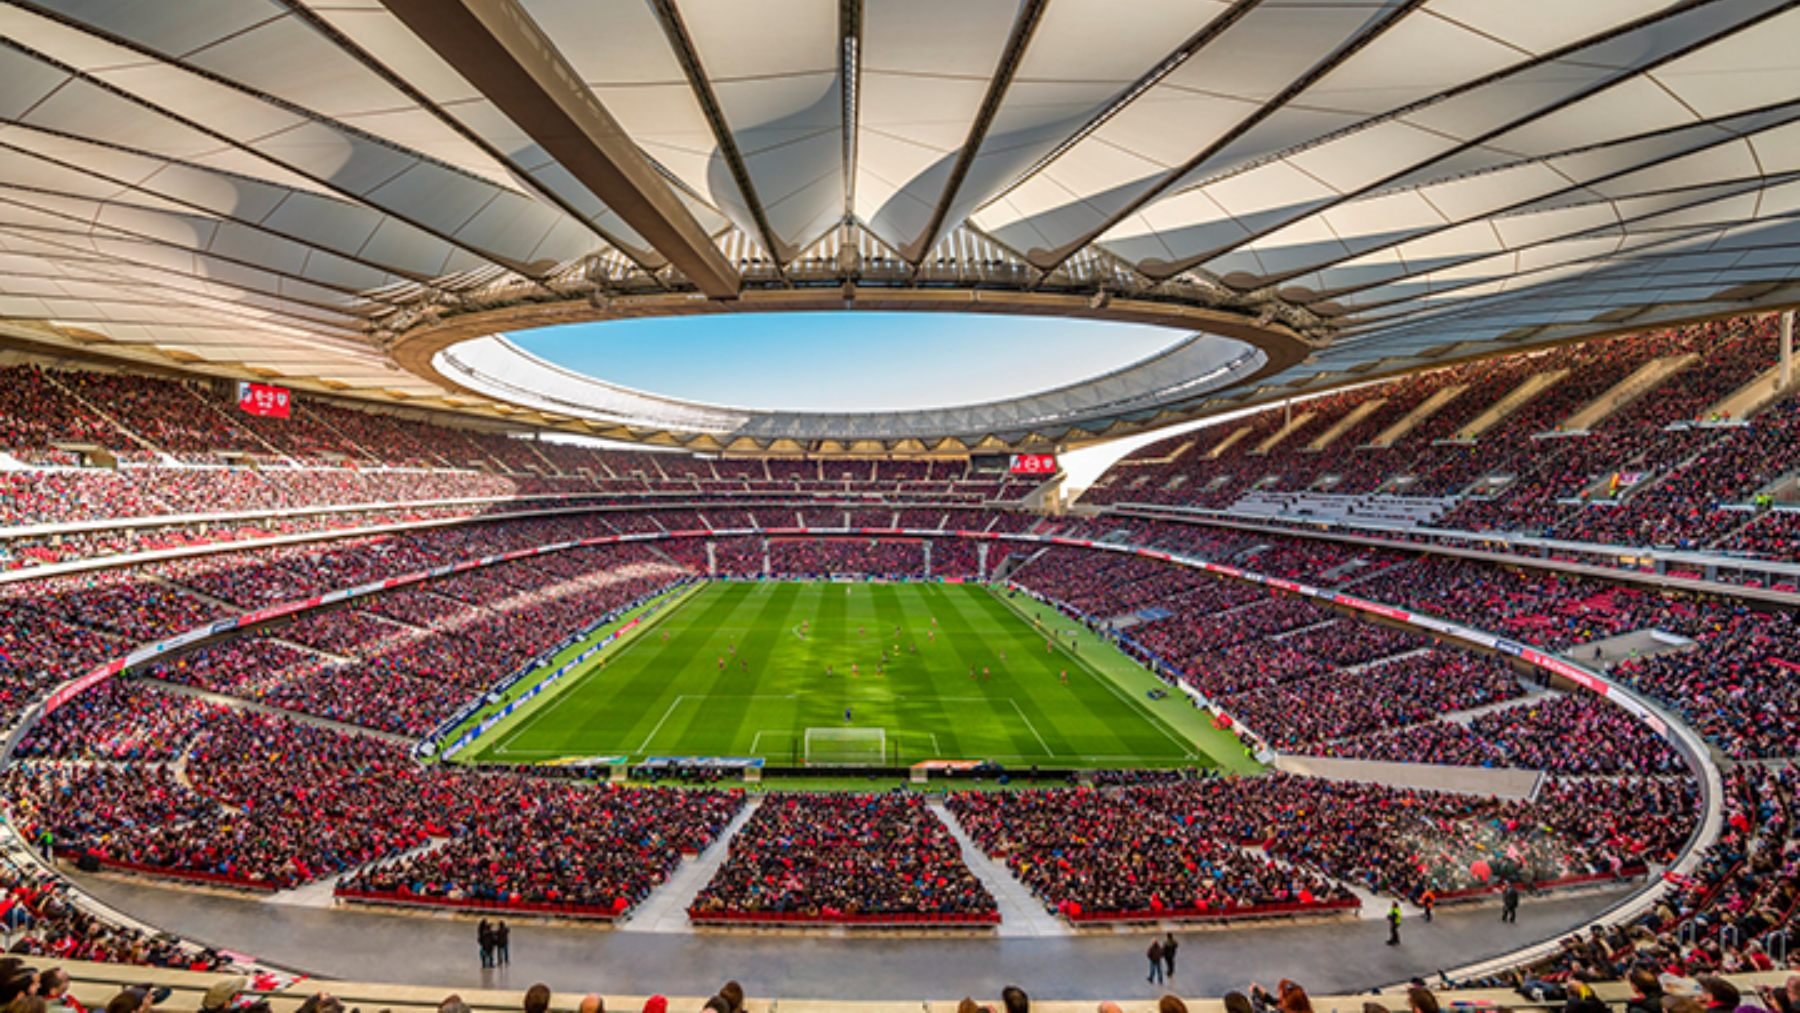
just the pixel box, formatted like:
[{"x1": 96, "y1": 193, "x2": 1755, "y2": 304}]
[{"x1": 459, "y1": 580, "x2": 1255, "y2": 771}]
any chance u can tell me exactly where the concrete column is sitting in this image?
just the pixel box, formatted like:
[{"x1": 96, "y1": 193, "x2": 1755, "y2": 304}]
[
  {"x1": 923, "y1": 539, "x2": 933, "y2": 579},
  {"x1": 761, "y1": 537, "x2": 770, "y2": 579},
  {"x1": 977, "y1": 542, "x2": 989, "y2": 582},
  {"x1": 705, "y1": 540, "x2": 716, "y2": 578},
  {"x1": 1781, "y1": 310, "x2": 1793, "y2": 390}
]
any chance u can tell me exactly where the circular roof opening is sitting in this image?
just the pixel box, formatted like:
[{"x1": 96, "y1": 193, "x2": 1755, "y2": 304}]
[
  {"x1": 429, "y1": 304, "x2": 1275, "y2": 446},
  {"x1": 506, "y1": 312, "x2": 1188, "y2": 413}
]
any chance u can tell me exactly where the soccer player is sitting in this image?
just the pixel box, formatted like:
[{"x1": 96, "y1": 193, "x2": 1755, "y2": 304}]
[{"x1": 844, "y1": 706, "x2": 852, "y2": 723}]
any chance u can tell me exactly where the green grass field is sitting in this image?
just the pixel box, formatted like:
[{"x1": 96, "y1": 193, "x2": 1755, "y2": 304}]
[{"x1": 458, "y1": 581, "x2": 1257, "y2": 772}]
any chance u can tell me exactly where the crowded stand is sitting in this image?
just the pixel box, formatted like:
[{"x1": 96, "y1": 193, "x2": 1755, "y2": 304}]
[
  {"x1": 338, "y1": 782, "x2": 743, "y2": 917},
  {"x1": 1086, "y1": 313, "x2": 1800, "y2": 560},
  {"x1": 0, "y1": 389, "x2": 1781, "y2": 997},
  {"x1": 688, "y1": 793, "x2": 997, "y2": 924},
  {"x1": 0, "y1": 362, "x2": 1049, "y2": 578},
  {"x1": 1308, "y1": 693, "x2": 1686, "y2": 775},
  {"x1": 766, "y1": 538, "x2": 925, "y2": 579},
  {"x1": 6, "y1": 697, "x2": 736, "y2": 902},
  {"x1": 944, "y1": 785, "x2": 1354, "y2": 921},
  {"x1": 1304, "y1": 719, "x2": 1511, "y2": 768},
  {"x1": 12, "y1": 680, "x2": 227, "y2": 763},
  {"x1": 1609, "y1": 607, "x2": 1800, "y2": 761},
  {"x1": 143, "y1": 553, "x2": 688, "y2": 736},
  {"x1": 929, "y1": 537, "x2": 983, "y2": 579},
  {"x1": 1482, "y1": 763, "x2": 1798, "y2": 986},
  {"x1": 0, "y1": 845, "x2": 228, "y2": 969},
  {"x1": 1143, "y1": 772, "x2": 1698, "y2": 903},
  {"x1": 1220, "y1": 649, "x2": 1526, "y2": 750}
]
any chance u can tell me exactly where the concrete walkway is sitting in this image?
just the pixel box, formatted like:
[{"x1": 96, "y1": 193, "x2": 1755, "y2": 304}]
[
  {"x1": 619, "y1": 797, "x2": 762, "y2": 934},
  {"x1": 65, "y1": 869, "x2": 1634, "y2": 1003},
  {"x1": 930, "y1": 798, "x2": 1069, "y2": 937}
]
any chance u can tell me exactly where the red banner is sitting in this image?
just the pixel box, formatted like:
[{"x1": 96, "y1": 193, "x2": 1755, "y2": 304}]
[{"x1": 237, "y1": 381, "x2": 291, "y2": 418}]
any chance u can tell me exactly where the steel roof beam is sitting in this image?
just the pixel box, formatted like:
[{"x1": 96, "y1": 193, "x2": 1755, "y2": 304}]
[{"x1": 380, "y1": 0, "x2": 741, "y2": 299}]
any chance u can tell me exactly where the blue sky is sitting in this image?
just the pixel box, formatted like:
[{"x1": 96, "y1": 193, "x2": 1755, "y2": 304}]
[{"x1": 508, "y1": 312, "x2": 1183, "y2": 411}]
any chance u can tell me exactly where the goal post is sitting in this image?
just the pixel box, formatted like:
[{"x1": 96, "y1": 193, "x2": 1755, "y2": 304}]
[{"x1": 803, "y1": 726, "x2": 888, "y2": 766}]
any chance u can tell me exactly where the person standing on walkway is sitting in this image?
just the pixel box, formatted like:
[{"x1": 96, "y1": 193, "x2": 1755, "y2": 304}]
[
  {"x1": 1147, "y1": 938, "x2": 1166, "y2": 984},
  {"x1": 1387, "y1": 902, "x2": 1403, "y2": 946},
  {"x1": 1501, "y1": 882, "x2": 1520, "y2": 923},
  {"x1": 477, "y1": 919, "x2": 493, "y2": 969},
  {"x1": 495, "y1": 921, "x2": 511, "y2": 966},
  {"x1": 1420, "y1": 889, "x2": 1435, "y2": 923},
  {"x1": 1162, "y1": 933, "x2": 1178, "y2": 978}
]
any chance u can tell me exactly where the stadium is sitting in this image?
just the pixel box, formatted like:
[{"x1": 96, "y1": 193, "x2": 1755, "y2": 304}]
[{"x1": 0, "y1": 2, "x2": 1797, "y2": 1012}]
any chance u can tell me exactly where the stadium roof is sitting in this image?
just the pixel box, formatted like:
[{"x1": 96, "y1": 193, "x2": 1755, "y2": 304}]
[{"x1": 3, "y1": 0, "x2": 1800, "y2": 451}]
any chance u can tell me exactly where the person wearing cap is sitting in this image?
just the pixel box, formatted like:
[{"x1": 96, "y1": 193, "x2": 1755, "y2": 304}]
[
  {"x1": 201, "y1": 977, "x2": 247, "y2": 1013},
  {"x1": 639, "y1": 998, "x2": 666, "y2": 1013}
]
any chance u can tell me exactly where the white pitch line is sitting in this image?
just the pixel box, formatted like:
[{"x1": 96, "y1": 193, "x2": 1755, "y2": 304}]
[
  {"x1": 1008, "y1": 698, "x2": 1055, "y2": 757},
  {"x1": 636, "y1": 695, "x2": 689, "y2": 754},
  {"x1": 988, "y1": 590, "x2": 1197, "y2": 759}
]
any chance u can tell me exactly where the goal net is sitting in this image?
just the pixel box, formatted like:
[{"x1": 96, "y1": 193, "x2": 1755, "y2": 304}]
[{"x1": 803, "y1": 727, "x2": 888, "y2": 766}]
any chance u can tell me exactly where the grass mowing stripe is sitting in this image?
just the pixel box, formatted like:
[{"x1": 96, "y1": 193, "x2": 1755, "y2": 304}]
[
  {"x1": 985, "y1": 585, "x2": 1262, "y2": 774},
  {"x1": 923, "y1": 583, "x2": 1030, "y2": 761},
  {"x1": 983, "y1": 585, "x2": 1199, "y2": 760},
  {"x1": 1006, "y1": 697, "x2": 1055, "y2": 757},
  {"x1": 962, "y1": 589, "x2": 1142, "y2": 759},
  {"x1": 459, "y1": 582, "x2": 700, "y2": 762},
  {"x1": 472, "y1": 580, "x2": 1223, "y2": 770}
]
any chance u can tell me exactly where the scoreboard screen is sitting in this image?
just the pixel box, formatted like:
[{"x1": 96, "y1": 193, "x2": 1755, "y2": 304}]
[
  {"x1": 237, "y1": 381, "x2": 291, "y2": 419},
  {"x1": 1008, "y1": 453, "x2": 1058, "y2": 475}
]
